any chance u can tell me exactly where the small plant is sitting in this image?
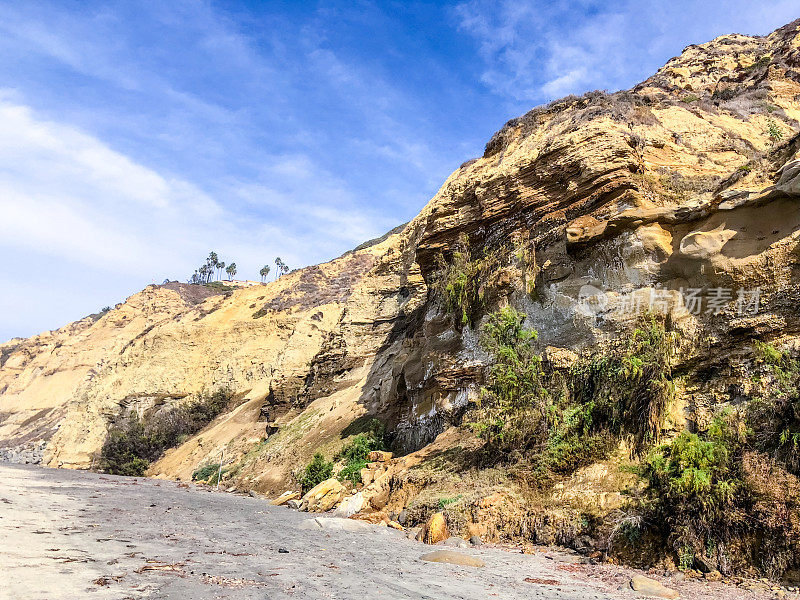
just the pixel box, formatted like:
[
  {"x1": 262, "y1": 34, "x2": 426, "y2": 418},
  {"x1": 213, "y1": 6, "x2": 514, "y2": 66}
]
[
  {"x1": 737, "y1": 164, "x2": 751, "y2": 173},
  {"x1": 192, "y1": 463, "x2": 220, "y2": 482},
  {"x1": 335, "y1": 420, "x2": 386, "y2": 485},
  {"x1": 755, "y1": 340, "x2": 786, "y2": 367},
  {"x1": 300, "y1": 452, "x2": 333, "y2": 493},
  {"x1": 767, "y1": 118, "x2": 783, "y2": 143},
  {"x1": 712, "y1": 87, "x2": 737, "y2": 102},
  {"x1": 744, "y1": 55, "x2": 771, "y2": 72},
  {"x1": 432, "y1": 233, "x2": 504, "y2": 327},
  {"x1": 679, "y1": 546, "x2": 694, "y2": 571},
  {"x1": 680, "y1": 94, "x2": 700, "y2": 104},
  {"x1": 437, "y1": 494, "x2": 463, "y2": 509}
]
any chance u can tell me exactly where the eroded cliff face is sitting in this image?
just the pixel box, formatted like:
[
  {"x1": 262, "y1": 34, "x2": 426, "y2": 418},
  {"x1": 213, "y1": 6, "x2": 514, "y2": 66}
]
[{"x1": 2, "y1": 19, "x2": 800, "y2": 561}]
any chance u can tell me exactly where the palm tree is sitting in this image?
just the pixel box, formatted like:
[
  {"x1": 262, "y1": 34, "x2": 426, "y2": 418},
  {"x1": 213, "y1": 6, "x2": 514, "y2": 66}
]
[
  {"x1": 205, "y1": 252, "x2": 219, "y2": 281},
  {"x1": 226, "y1": 263, "x2": 237, "y2": 281},
  {"x1": 217, "y1": 261, "x2": 225, "y2": 281},
  {"x1": 259, "y1": 265, "x2": 271, "y2": 282}
]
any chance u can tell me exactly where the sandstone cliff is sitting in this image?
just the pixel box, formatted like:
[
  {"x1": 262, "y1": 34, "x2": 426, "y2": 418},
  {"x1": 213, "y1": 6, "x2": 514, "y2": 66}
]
[{"x1": 3, "y1": 17, "x2": 800, "y2": 579}]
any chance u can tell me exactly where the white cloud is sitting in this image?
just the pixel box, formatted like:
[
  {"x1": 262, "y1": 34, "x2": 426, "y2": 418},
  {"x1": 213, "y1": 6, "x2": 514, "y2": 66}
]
[
  {"x1": 0, "y1": 100, "x2": 224, "y2": 273},
  {"x1": 456, "y1": 0, "x2": 800, "y2": 105},
  {"x1": 0, "y1": 98, "x2": 396, "y2": 340}
]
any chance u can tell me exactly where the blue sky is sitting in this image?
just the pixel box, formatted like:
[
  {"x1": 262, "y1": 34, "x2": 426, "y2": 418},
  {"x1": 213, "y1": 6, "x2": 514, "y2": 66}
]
[{"x1": 0, "y1": 0, "x2": 797, "y2": 342}]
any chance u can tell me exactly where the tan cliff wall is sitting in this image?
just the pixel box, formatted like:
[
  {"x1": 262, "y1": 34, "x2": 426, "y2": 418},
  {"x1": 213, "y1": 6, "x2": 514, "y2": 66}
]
[{"x1": 1, "y1": 21, "x2": 800, "y2": 564}]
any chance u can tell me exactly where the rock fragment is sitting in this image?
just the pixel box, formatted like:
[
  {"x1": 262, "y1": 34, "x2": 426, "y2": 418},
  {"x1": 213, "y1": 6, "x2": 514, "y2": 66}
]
[
  {"x1": 420, "y1": 550, "x2": 485, "y2": 568},
  {"x1": 630, "y1": 574, "x2": 680, "y2": 599}
]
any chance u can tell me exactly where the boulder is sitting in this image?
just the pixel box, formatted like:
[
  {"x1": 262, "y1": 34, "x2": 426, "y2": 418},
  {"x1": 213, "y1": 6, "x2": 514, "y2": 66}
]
[
  {"x1": 333, "y1": 492, "x2": 365, "y2": 517},
  {"x1": 302, "y1": 478, "x2": 346, "y2": 512},
  {"x1": 416, "y1": 512, "x2": 449, "y2": 545},
  {"x1": 298, "y1": 517, "x2": 372, "y2": 532},
  {"x1": 360, "y1": 467, "x2": 374, "y2": 486},
  {"x1": 351, "y1": 511, "x2": 389, "y2": 524},
  {"x1": 368, "y1": 450, "x2": 393, "y2": 462},
  {"x1": 420, "y1": 550, "x2": 485, "y2": 568},
  {"x1": 287, "y1": 499, "x2": 302, "y2": 510},
  {"x1": 270, "y1": 490, "x2": 301, "y2": 506},
  {"x1": 630, "y1": 575, "x2": 680, "y2": 599},
  {"x1": 368, "y1": 487, "x2": 390, "y2": 510}
]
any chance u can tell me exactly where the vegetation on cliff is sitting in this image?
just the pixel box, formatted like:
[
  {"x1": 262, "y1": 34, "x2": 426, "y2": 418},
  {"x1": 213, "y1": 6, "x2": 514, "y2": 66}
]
[
  {"x1": 299, "y1": 420, "x2": 387, "y2": 490},
  {"x1": 100, "y1": 388, "x2": 233, "y2": 476},
  {"x1": 472, "y1": 308, "x2": 677, "y2": 478},
  {"x1": 299, "y1": 452, "x2": 333, "y2": 493},
  {"x1": 334, "y1": 420, "x2": 387, "y2": 485}
]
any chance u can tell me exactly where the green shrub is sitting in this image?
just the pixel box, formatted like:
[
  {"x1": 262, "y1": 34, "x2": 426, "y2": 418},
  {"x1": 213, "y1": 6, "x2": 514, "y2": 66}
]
[
  {"x1": 100, "y1": 388, "x2": 233, "y2": 476},
  {"x1": 204, "y1": 281, "x2": 235, "y2": 293},
  {"x1": 767, "y1": 118, "x2": 783, "y2": 143},
  {"x1": 748, "y1": 342, "x2": 800, "y2": 473},
  {"x1": 438, "y1": 494, "x2": 463, "y2": 509},
  {"x1": 471, "y1": 306, "x2": 549, "y2": 453},
  {"x1": 641, "y1": 412, "x2": 745, "y2": 567},
  {"x1": 570, "y1": 315, "x2": 677, "y2": 451},
  {"x1": 300, "y1": 452, "x2": 333, "y2": 493},
  {"x1": 472, "y1": 310, "x2": 677, "y2": 487},
  {"x1": 640, "y1": 408, "x2": 800, "y2": 578},
  {"x1": 335, "y1": 420, "x2": 387, "y2": 485},
  {"x1": 744, "y1": 55, "x2": 771, "y2": 72},
  {"x1": 192, "y1": 463, "x2": 220, "y2": 482},
  {"x1": 432, "y1": 233, "x2": 504, "y2": 327}
]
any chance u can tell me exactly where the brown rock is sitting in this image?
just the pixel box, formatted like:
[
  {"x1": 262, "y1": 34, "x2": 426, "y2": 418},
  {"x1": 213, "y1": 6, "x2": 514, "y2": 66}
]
[
  {"x1": 417, "y1": 512, "x2": 449, "y2": 545},
  {"x1": 704, "y1": 570, "x2": 722, "y2": 582},
  {"x1": 368, "y1": 488, "x2": 390, "y2": 510},
  {"x1": 368, "y1": 450, "x2": 393, "y2": 462},
  {"x1": 350, "y1": 511, "x2": 389, "y2": 524},
  {"x1": 420, "y1": 550, "x2": 485, "y2": 568},
  {"x1": 302, "y1": 478, "x2": 345, "y2": 512},
  {"x1": 630, "y1": 575, "x2": 680, "y2": 599},
  {"x1": 270, "y1": 490, "x2": 301, "y2": 506}
]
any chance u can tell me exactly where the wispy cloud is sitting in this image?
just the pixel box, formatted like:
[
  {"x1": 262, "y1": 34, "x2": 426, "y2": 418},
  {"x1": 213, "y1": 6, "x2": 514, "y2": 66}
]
[
  {"x1": 3, "y1": 0, "x2": 797, "y2": 342},
  {"x1": 0, "y1": 1, "x2": 475, "y2": 341},
  {"x1": 455, "y1": 0, "x2": 800, "y2": 106}
]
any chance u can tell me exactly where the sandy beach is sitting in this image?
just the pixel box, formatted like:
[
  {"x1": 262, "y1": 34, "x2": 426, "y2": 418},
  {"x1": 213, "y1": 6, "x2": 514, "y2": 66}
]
[{"x1": 0, "y1": 464, "x2": 773, "y2": 600}]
